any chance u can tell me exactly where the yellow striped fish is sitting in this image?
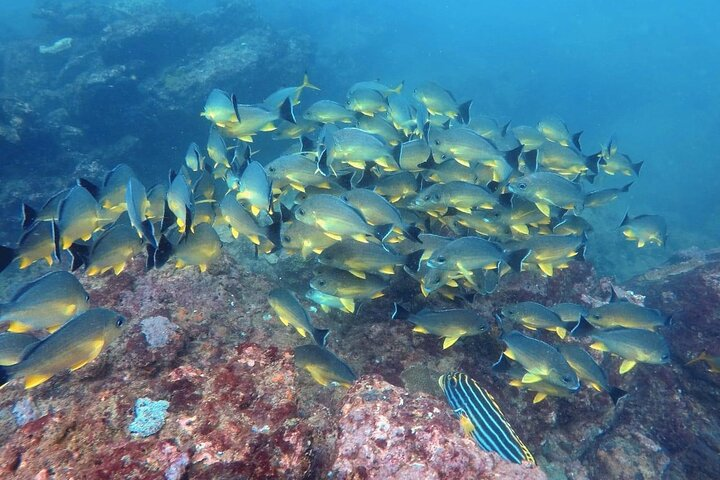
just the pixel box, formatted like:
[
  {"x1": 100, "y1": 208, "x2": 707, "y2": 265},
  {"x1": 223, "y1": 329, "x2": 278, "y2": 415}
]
[{"x1": 439, "y1": 372, "x2": 535, "y2": 464}]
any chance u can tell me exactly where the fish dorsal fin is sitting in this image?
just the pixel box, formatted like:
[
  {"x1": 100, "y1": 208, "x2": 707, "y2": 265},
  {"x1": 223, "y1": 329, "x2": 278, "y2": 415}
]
[{"x1": 25, "y1": 373, "x2": 54, "y2": 389}]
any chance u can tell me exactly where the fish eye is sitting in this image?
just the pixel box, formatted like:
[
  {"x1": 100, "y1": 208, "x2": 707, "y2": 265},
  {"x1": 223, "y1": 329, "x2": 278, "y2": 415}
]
[
  {"x1": 116, "y1": 317, "x2": 125, "y2": 327},
  {"x1": 434, "y1": 139, "x2": 440, "y2": 145},
  {"x1": 592, "y1": 314, "x2": 601, "y2": 320},
  {"x1": 436, "y1": 255, "x2": 446, "y2": 264},
  {"x1": 517, "y1": 183, "x2": 527, "y2": 190},
  {"x1": 317, "y1": 279, "x2": 326, "y2": 286},
  {"x1": 561, "y1": 375, "x2": 571, "y2": 384},
  {"x1": 340, "y1": 195, "x2": 348, "y2": 202},
  {"x1": 423, "y1": 194, "x2": 431, "y2": 201},
  {"x1": 432, "y1": 194, "x2": 440, "y2": 201},
  {"x1": 268, "y1": 166, "x2": 276, "y2": 172},
  {"x1": 282, "y1": 235, "x2": 291, "y2": 243},
  {"x1": 441, "y1": 154, "x2": 447, "y2": 160},
  {"x1": 662, "y1": 353, "x2": 669, "y2": 360},
  {"x1": 298, "y1": 208, "x2": 306, "y2": 216}
]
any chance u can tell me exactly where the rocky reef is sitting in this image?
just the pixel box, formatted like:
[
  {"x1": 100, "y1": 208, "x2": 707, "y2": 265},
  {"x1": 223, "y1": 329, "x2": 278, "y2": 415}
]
[
  {"x1": 0, "y1": 247, "x2": 717, "y2": 479},
  {"x1": 0, "y1": 0, "x2": 313, "y2": 244}
]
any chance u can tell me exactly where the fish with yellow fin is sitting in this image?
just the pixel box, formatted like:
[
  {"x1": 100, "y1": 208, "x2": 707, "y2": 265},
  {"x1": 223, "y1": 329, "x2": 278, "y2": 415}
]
[
  {"x1": 294, "y1": 344, "x2": 356, "y2": 388},
  {"x1": 620, "y1": 212, "x2": 667, "y2": 248},
  {"x1": 392, "y1": 303, "x2": 488, "y2": 349},
  {"x1": 686, "y1": 351, "x2": 720, "y2": 373},
  {"x1": 57, "y1": 185, "x2": 111, "y2": 250},
  {"x1": 0, "y1": 271, "x2": 90, "y2": 333},
  {"x1": 0, "y1": 332, "x2": 39, "y2": 366},
  {"x1": 172, "y1": 223, "x2": 222, "y2": 273},
  {"x1": 496, "y1": 302, "x2": 569, "y2": 339},
  {"x1": 268, "y1": 288, "x2": 329, "y2": 345},
  {"x1": 69, "y1": 224, "x2": 144, "y2": 276},
  {"x1": 0, "y1": 308, "x2": 126, "y2": 389}
]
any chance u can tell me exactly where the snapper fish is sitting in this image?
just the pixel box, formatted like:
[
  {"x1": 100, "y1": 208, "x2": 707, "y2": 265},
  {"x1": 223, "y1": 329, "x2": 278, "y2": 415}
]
[
  {"x1": 507, "y1": 172, "x2": 585, "y2": 217},
  {"x1": 0, "y1": 308, "x2": 126, "y2": 389},
  {"x1": 0, "y1": 271, "x2": 90, "y2": 334},
  {"x1": 171, "y1": 223, "x2": 222, "y2": 272},
  {"x1": 558, "y1": 343, "x2": 628, "y2": 405},
  {"x1": 620, "y1": 212, "x2": 667, "y2": 248},
  {"x1": 571, "y1": 317, "x2": 670, "y2": 374},
  {"x1": 0, "y1": 332, "x2": 39, "y2": 366},
  {"x1": 305, "y1": 288, "x2": 355, "y2": 314},
  {"x1": 268, "y1": 288, "x2": 329, "y2": 346},
  {"x1": 303, "y1": 100, "x2": 356, "y2": 124},
  {"x1": 0, "y1": 221, "x2": 59, "y2": 273},
  {"x1": 392, "y1": 304, "x2": 489, "y2": 349},
  {"x1": 69, "y1": 223, "x2": 144, "y2": 276},
  {"x1": 294, "y1": 344, "x2": 356, "y2": 388},
  {"x1": 413, "y1": 82, "x2": 472, "y2": 124},
  {"x1": 537, "y1": 116, "x2": 582, "y2": 149},
  {"x1": 439, "y1": 372, "x2": 535, "y2": 464},
  {"x1": 496, "y1": 302, "x2": 568, "y2": 339},
  {"x1": 57, "y1": 185, "x2": 111, "y2": 250},
  {"x1": 493, "y1": 330, "x2": 579, "y2": 391}
]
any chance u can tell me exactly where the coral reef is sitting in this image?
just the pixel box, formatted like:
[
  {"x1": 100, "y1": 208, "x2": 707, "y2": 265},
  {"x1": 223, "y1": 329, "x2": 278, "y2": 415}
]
[{"x1": 128, "y1": 397, "x2": 170, "y2": 438}]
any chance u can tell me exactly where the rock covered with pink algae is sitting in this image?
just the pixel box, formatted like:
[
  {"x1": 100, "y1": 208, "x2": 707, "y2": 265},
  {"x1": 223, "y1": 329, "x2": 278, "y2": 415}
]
[{"x1": 329, "y1": 375, "x2": 546, "y2": 480}]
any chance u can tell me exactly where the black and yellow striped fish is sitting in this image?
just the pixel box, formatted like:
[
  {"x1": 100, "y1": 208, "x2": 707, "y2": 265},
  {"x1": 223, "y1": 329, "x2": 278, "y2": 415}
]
[{"x1": 439, "y1": 372, "x2": 535, "y2": 464}]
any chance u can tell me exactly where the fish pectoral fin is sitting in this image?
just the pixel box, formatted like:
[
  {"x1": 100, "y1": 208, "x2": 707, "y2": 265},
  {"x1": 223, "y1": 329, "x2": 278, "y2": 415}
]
[
  {"x1": 7, "y1": 322, "x2": 32, "y2": 333},
  {"x1": 113, "y1": 263, "x2": 126, "y2": 275},
  {"x1": 590, "y1": 342, "x2": 609, "y2": 352},
  {"x1": 25, "y1": 373, "x2": 54, "y2": 389},
  {"x1": 555, "y1": 327, "x2": 567, "y2": 339},
  {"x1": 511, "y1": 224, "x2": 530, "y2": 235},
  {"x1": 458, "y1": 412, "x2": 475, "y2": 435},
  {"x1": 250, "y1": 205, "x2": 261, "y2": 216},
  {"x1": 590, "y1": 383, "x2": 602, "y2": 392},
  {"x1": 370, "y1": 291, "x2": 385, "y2": 299},
  {"x1": 637, "y1": 240, "x2": 646, "y2": 248},
  {"x1": 538, "y1": 263, "x2": 554, "y2": 276},
  {"x1": 504, "y1": 348, "x2": 516, "y2": 360},
  {"x1": 320, "y1": 305, "x2": 330, "y2": 313},
  {"x1": 509, "y1": 379, "x2": 523, "y2": 387},
  {"x1": 412, "y1": 325, "x2": 429, "y2": 334},
  {"x1": 619, "y1": 359, "x2": 637, "y2": 374},
  {"x1": 248, "y1": 235, "x2": 261, "y2": 245},
  {"x1": 442, "y1": 336, "x2": 461, "y2": 349},
  {"x1": 446, "y1": 279, "x2": 459, "y2": 288},
  {"x1": 295, "y1": 327, "x2": 308, "y2": 338},
  {"x1": 521, "y1": 373, "x2": 544, "y2": 384},
  {"x1": 348, "y1": 270, "x2": 367, "y2": 279},
  {"x1": 199, "y1": 264, "x2": 208, "y2": 273},
  {"x1": 278, "y1": 316, "x2": 290, "y2": 326},
  {"x1": 46, "y1": 324, "x2": 64, "y2": 334},
  {"x1": 230, "y1": 227, "x2": 240, "y2": 239},
  {"x1": 289, "y1": 182, "x2": 306, "y2": 193},
  {"x1": 533, "y1": 393, "x2": 548, "y2": 403}
]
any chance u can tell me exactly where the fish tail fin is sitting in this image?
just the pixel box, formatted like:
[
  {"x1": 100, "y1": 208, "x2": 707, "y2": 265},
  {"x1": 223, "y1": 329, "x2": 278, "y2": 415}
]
[
  {"x1": 391, "y1": 303, "x2": 411, "y2": 321},
  {"x1": 77, "y1": 178, "x2": 101, "y2": 199},
  {"x1": 300, "y1": 135, "x2": 316, "y2": 153},
  {"x1": 505, "y1": 248, "x2": 531, "y2": 272},
  {"x1": 417, "y1": 152, "x2": 438, "y2": 170},
  {"x1": 147, "y1": 235, "x2": 173, "y2": 270},
  {"x1": 575, "y1": 244, "x2": 587, "y2": 262},
  {"x1": 571, "y1": 316, "x2": 596, "y2": 337},
  {"x1": 316, "y1": 149, "x2": 330, "y2": 177},
  {"x1": 608, "y1": 386, "x2": 628, "y2": 406},
  {"x1": 402, "y1": 224, "x2": 422, "y2": 242},
  {"x1": 404, "y1": 249, "x2": 424, "y2": 273},
  {"x1": 391, "y1": 81, "x2": 404, "y2": 94},
  {"x1": 313, "y1": 328, "x2": 330, "y2": 347},
  {"x1": 264, "y1": 212, "x2": 283, "y2": 254},
  {"x1": 620, "y1": 182, "x2": 633, "y2": 193},
  {"x1": 0, "y1": 365, "x2": 12, "y2": 389},
  {"x1": 278, "y1": 96, "x2": 297, "y2": 124},
  {"x1": 572, "y1": 130, "x2": 583, "y2": 150},
  {"x1": 302, "y1": 72, "x2": 320, "y2": 91},
  {"x1": 491, "y1": 353, "x2": 513, "y2": 374},
  {"x1": 522, "y1": 149, "x2": 539, "y2": 172},
  {"x1": 631, "y1": 160, "x2": 644, "y2": 176},
  {"x1": 0, "y1": 246, "x2": 16, "y2": 274},
  {"x1": 374, "y1": 224, "x2": 394, "y2": 243},
  {"x1": 686, "y1": 350, "x2": 708, "y2": 366},
  {"x1": 619, "y1": 210, "x2": 631, "y2": 227},
  {"x1": 141, "y1": 220, "x2": 157, "y2": 248},
  {"x1": 457, "y1": 100, "x2": 472, "y2": 125},
  {"x1": 500, "y1": 120, "x2": 511, "y2": 136},
  {"x1": 21, "y1": 203, "x2": 38, "y2": 229},
  {"x1": 585, "y1": 152, "x2": 601, "y2": 174},
  {"x1": 68, "y1": 243, "x2": 90, "y2": 272},
  {"x1": 503, "y1": 145, "x2": 523, "y2": 171}
]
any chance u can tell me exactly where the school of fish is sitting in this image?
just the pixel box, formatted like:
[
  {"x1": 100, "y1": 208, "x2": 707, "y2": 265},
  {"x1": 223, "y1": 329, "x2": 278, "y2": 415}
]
[{"x1": 0, "y1": 74, "x2": 679, "y2": 463}]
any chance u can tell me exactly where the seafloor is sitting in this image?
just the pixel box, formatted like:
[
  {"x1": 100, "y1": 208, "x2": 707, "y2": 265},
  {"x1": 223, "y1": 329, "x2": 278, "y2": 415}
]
[{"x1": 1, "y1": 1, "x2": 719, "y2": 479}]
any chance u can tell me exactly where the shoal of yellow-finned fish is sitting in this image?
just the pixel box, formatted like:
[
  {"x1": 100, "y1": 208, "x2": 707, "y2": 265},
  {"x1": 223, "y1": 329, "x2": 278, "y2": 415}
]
[{"x1": 0, "y1": 74, "x2": 677, "y2": 443}]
